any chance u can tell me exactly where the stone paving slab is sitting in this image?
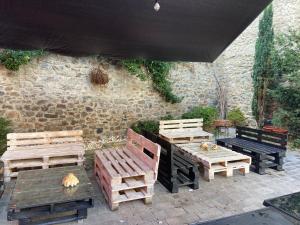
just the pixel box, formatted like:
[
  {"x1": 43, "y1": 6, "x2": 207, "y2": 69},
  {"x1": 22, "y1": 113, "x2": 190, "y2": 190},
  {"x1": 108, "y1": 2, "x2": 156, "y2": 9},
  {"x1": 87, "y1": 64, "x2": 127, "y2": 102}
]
[{"x1": 1, "y1": 151, "x2": 300, "y2": 225}]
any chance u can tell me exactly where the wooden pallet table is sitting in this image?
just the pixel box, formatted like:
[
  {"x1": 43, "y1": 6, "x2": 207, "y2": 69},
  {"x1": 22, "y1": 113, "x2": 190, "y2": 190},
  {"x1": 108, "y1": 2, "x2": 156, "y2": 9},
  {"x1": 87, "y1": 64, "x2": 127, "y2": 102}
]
[
  {"x1": 159, "y1": 119, "x2": 213, "y2": 144},
  {"x1": 7, "y1": 166, "x2": 94, "y2": 225},
  {"x1": 1, "y1": 130, "x2": 85, "y2": 182},
  {"x1": 94, "y1": 129, "x2": 161, "y2": 210},
  {"x1": 142, "y1": 130, "x2": 199, "y2": 193},
  {"x1": 217, "y1": 126, "x2": 287, "y2": 174},
  {"x1": 177, "y1": 143, "x2": 251, "y2": 181}
]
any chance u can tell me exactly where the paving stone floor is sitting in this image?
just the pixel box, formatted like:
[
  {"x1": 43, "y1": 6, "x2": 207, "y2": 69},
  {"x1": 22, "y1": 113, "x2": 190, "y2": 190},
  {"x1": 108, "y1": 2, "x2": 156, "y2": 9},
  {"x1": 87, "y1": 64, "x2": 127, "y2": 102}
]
[{"x1": 1, "y1": 151, "x2": 300, "y2": 225}]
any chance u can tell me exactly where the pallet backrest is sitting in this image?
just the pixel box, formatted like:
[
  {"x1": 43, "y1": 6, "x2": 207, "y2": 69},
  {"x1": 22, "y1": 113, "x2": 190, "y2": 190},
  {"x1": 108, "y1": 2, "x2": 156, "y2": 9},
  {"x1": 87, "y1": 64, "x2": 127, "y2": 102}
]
[
  {"x1": 159, "y1": 119, "x2": 203, "y2": 133},
  {"x1": 7, "y1": 130, "x2": 84, "y2": 151},
  {"x1": 236, "y1": 126, "x2": 288, "y2": 149},
  {"x1": 142, "y1": 130, "x2": 173, "y2": 171},
  {"x1": 126, "y1": 129, "x2": 161, "y2": 179}
]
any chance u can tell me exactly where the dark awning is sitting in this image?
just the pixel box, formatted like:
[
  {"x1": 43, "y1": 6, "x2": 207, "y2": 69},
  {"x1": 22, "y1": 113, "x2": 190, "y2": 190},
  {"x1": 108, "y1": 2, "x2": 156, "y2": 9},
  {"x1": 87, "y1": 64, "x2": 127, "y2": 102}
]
[{"x1": 0, "y1": 0, "x2": 272, "y2": 62}]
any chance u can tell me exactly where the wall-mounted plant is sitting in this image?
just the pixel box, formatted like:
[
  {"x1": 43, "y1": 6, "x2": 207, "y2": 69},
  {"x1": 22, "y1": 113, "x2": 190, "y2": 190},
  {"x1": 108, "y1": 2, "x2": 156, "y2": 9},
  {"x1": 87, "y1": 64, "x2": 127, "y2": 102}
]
[
  {"x1": 121, "y1": 59, "x2": 182, "y2": 104},
  {"x1": 0, "y1": 49, "x2": 44, "y2": 71},
  {"x1": 90, "y1": 67, "x2": 109, "y2": 85}
]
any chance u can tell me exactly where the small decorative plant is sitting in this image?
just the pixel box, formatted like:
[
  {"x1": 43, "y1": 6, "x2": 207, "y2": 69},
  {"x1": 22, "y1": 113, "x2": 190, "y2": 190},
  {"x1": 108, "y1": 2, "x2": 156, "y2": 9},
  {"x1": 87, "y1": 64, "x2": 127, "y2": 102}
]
[
  {"x1": 90, "y1": 68, "x2": 109, "y2": 85},
  {"x1": 227, "y1": 107, "x2": 246, "y2": 127}
]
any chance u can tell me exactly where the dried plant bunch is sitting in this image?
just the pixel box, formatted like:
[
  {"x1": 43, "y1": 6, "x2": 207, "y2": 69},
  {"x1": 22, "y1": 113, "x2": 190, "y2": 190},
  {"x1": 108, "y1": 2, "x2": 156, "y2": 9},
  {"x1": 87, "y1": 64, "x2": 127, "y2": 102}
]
[{"x1": 90, "y1": 67, "x2": 109, "y2": 85}]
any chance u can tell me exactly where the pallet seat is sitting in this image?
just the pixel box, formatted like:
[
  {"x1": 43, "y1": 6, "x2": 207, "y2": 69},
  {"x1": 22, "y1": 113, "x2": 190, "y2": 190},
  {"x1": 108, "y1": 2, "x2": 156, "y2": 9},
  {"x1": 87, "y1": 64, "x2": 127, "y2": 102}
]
[
  {"x1": 94, "y1": 129, "x2": 161, "y2": 210},
  {"x1": 142, "y1": 130, "x2": 199, "y2": 193},
  {"x1": 159, "y1": 119, "x2": 213, "y2": 144},
  {"x1": 1, "y1": 130, "x2": 85, "y2": 182},
  {"x1": 217, "y1": 126, "x2": 287, "y2": 174}
]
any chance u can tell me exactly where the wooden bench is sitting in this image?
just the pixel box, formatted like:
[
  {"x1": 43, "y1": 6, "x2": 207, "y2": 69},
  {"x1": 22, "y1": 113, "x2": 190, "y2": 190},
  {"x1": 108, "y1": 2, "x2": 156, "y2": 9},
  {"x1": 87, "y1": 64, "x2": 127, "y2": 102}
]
[
  {"x1": 94, "y1": 129, "x2": 161, "y2": 210},
  {"x1": 142, "y1": 130, "x2": 199, "y2": 193},
  {"x1": 217, "y1": 126, "x2": 287, "y2": 174},
  {"x1": 1, "y1": 130, "x2": 85, "y2": 182},
  {"x1": 159, "y1": 119, "x2": 213, "y2": 143}
]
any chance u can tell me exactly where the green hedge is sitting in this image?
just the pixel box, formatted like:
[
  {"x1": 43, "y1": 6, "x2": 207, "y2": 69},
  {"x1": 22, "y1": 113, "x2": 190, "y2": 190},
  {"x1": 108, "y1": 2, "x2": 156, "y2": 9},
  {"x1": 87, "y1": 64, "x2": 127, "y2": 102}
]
[
  {"x1": 227, "y1": 107, "x2": 246, "y2": 127},
  {"x1": 0, "y1": 117, "x2": 12, "y2": 155}
]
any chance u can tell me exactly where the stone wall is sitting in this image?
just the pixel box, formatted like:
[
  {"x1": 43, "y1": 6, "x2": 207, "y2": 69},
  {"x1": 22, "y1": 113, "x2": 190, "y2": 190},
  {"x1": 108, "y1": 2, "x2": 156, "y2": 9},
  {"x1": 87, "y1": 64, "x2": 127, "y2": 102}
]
[{"x1": 0, "y1": 0, "x2": 299, "y2": 138}]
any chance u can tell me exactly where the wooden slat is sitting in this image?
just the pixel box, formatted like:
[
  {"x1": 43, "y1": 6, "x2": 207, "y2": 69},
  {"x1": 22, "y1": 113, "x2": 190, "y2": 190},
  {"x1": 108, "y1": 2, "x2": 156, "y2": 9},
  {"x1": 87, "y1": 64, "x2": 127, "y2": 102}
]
[
  {"x1": 8, "y1": 137, "x2": 83, "y2": 147},
  {"x1": 7, "y1": 130, "x2": 83, "y2": 139}
]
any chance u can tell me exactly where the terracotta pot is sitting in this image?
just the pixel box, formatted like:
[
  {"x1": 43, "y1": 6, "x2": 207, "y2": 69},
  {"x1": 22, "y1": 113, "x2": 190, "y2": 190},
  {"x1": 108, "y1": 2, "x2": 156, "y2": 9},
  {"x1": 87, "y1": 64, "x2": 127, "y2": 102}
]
[{"x1": 214, "y1": 120, "x2": 232, "y2": 128}]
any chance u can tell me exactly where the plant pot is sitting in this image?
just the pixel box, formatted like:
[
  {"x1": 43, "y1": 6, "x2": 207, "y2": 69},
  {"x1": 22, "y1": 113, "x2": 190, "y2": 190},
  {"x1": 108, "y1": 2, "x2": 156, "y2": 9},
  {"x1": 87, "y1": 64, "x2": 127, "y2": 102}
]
[{"x1": 214, "y1": 120, "x2": 232, "y2": 128}]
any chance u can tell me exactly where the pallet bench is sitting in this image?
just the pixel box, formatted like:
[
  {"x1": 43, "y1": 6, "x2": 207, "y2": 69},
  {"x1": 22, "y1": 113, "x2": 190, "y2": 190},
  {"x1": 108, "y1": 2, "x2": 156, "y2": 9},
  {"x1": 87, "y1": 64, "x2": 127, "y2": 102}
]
[
  {"x1": 177, "y1": 143, "x2": 251, "y2": 181},
  {"x1": 1, "y1": 130, "x2": 85, "y2": 182},
  {"x1": 7, "y1": 166, "x2": 94, "y2": 225},
  {"x1": 94, "y1": 129, "x2": 161, "y2": 210},
  {"x1": 142, "y1": 130, "x2": 199, "y2": 193},
  {"x1": 159, "y1": 119, "x2": 213, "y2": 144},
  {"x1": 217, "y1": 126, "x2": 287, "y2": 174}
]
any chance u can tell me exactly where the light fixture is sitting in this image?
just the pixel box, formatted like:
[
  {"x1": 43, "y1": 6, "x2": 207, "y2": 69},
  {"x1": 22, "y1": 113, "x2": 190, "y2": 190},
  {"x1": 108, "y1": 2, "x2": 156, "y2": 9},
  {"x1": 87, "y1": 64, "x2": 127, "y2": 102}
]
[{"x1": 154, "y1": 0, "x2": 160, "y2": 12}]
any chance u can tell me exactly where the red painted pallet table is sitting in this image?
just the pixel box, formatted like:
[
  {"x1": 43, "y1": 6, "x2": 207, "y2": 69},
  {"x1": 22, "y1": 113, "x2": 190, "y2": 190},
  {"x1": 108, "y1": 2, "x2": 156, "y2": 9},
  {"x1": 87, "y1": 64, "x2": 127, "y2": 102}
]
[{"x1": 94, "y1": 129, "x2": 161, "y2": 210}]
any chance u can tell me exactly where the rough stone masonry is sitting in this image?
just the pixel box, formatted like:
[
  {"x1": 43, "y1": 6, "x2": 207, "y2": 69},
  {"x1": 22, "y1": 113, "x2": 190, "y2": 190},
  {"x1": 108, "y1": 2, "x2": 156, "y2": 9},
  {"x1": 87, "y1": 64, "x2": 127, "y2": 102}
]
[{"x1": 0, "y1": 0, "x2": 299, "y2": 139}]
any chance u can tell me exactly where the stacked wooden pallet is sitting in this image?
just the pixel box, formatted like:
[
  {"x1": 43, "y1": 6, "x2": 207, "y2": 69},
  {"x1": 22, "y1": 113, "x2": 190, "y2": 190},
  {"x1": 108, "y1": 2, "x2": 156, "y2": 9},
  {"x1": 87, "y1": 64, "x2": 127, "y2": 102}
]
[
  {"x1": 1, "y1": 130, "x2": 85, "y2": 182},
  {"x1": 177, "y1": 143, "x2": 251, "y2": 181},
  {"x1": 159, "y1": 119, "x2": 213, "y2": 143},
  {"x1": 94, "y1": 129, "x2": 160, "y2": 210}
]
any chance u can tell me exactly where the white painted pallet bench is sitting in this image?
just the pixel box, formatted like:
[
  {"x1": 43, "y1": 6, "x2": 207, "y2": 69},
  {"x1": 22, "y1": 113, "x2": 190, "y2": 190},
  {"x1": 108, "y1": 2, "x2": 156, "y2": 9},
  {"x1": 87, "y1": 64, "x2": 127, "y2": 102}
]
[
  {"x1": 159, "y1": 119, "x2": 213, "y2": 144},
  {"x1": 177, "y1": 143, "x2": 251, "y2": 181},
  {"x1": 1, "y1": 130, "x2": 84, "y2": 182},
  {"x1": 94, "y1": 129, "x2": 161, "y2": 210}
]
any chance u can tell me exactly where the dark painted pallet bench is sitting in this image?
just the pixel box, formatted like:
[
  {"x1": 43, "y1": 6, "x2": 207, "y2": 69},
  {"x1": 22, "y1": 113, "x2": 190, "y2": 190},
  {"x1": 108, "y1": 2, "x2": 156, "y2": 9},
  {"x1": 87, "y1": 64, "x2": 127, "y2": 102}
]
[
  {"x1": 7, "y1": 166, "x2": 94, "y2": 225},
  {"x1": 217, "y1": 126, "x2": 287, "y2": 175},
  {"x1": 191, "y1": 208, "x2": 300, "y2": 225},
  {"x1": 142, "y1": 130, "x2": 199, "y2": 193}
]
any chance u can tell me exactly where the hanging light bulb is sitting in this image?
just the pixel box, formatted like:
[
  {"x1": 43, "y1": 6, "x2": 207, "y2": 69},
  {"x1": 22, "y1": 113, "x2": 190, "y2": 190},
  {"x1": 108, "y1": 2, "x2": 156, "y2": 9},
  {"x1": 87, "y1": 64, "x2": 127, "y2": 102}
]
[{"x1": 154, "y1": 0, "x2": 160, "y2": 12}]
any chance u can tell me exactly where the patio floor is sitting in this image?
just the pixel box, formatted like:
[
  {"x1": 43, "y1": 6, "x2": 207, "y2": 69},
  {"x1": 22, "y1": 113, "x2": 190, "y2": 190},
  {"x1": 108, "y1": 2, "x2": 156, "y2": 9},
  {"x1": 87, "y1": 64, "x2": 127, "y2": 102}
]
[{"x1": 1, "y1": 151, "x2": 300, "y2": 225}]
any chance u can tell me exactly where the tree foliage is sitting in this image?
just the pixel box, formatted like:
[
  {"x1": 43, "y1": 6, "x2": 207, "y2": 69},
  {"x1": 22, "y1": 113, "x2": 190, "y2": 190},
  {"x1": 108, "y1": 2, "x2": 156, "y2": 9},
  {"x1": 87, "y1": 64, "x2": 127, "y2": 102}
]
[
  {"x1": 0, "y1": 117, "x2": 12, "y2": 155},
  {"x1": 252, "y1": 5, "x2": 275, "y2": 127},
  {"x1": 121, "y1": 59, "x2": 182, "y2": 103},
  {"x1": 272, "y1": 30, "x2": 300, "y2": 139}
]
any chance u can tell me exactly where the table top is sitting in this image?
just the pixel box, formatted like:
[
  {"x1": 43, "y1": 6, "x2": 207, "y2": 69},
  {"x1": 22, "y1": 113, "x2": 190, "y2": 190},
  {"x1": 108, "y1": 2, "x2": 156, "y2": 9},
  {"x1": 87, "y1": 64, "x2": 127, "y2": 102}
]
[
  {"x1": 177, "y1": 143, "x2": 251, "y2": 166},
  {"x1": 264, "y1": 192, "x2": 300, "y2": 221},
  {"x1": 193, "y1": 208, "x2": 299, "y2": 225},
  {"x1": 9, "y1": 166, "x2": 94, "y2": 210}
]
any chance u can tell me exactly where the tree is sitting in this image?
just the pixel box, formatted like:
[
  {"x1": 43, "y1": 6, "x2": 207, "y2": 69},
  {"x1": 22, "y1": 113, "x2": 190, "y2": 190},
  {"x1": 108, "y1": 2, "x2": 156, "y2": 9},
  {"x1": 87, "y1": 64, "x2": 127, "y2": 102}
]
[
  {"x1": 272, "y1": 30, "x2": 300, "y2": 142},
  {"x1": 252, "y1": 5, "x2": 275, "y2": 127}
]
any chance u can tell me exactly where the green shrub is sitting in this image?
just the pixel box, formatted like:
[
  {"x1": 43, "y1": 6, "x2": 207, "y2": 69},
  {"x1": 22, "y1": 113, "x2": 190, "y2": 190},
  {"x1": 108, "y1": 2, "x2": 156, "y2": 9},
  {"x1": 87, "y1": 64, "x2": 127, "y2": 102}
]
[
  {"x1": 121, "y1": 59, "x2": 147, "y2": 81},
  {"x1": 0, "y1": 49, "x2": 44, "y2": 71},
  {"x1": 227, "y1": 108, "x2": 246, "y2": 127},
  {"x1": 182, "y1": 106, "x2": 218, "y2": 130},
  {"x1": 0, "y1": 117, "x2": 12, "y2": 155},
  {"x1": 131, "y1": 120, "x2": 159, "y2": 135},
  {"x1": 160, "y1": 115, "x2": 176, "y2": 120},
  {"x1": 292, "y1": 139, "x2": 300, "y2": 149}
]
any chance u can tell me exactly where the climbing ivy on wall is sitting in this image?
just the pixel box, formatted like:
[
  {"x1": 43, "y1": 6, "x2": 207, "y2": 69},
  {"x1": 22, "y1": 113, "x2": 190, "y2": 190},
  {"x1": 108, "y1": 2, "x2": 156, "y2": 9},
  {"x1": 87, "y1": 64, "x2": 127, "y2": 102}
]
[
  {"x1": 121, "y1": 59, "x2": 182, "y2": 103},
  {"x1": 252, "y1": 5, "x2": 275, "y2": 127},
  {"x1": 0, "y1": 49, "x2": 44, "y2": 71}
]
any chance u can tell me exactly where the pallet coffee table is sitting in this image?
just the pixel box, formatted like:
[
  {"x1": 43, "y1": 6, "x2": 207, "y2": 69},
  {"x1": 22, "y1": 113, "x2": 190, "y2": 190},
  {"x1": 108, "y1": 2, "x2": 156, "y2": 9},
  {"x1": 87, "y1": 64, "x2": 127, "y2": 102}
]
[
  {"x1": 7, "y1": 166, "x2": 94, "y2": 225},
  {"x1": 177, "y1": 143, "x2": 251, "y2": 181}
]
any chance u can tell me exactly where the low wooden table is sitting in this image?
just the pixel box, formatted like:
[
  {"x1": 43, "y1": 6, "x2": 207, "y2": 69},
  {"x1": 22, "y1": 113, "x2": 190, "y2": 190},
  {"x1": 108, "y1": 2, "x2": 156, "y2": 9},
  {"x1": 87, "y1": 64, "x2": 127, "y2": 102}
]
[
  {"x1": 7, "y1": 166, "x2": 94, "y2": 225},
  {"x1": 177, "y1": 143, "x2": 251, "y2": 181},
  {"x1": 264, "y1": 192, "x2": 300, "y2": 221},
  {"x1": 160, "y1": 129, "x2": 213, "y2": 144}
]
